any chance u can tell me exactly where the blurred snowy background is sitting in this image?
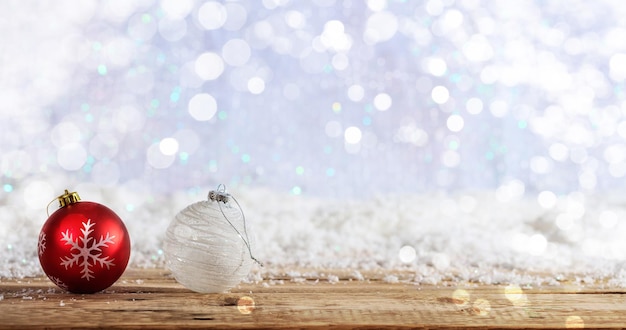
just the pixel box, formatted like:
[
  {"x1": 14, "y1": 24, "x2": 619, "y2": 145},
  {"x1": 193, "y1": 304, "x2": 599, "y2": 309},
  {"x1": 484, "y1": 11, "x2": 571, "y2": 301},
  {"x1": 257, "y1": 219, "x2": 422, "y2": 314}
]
[{"x1": 3, "y1": 0, "x2": 626, "y2": 284}]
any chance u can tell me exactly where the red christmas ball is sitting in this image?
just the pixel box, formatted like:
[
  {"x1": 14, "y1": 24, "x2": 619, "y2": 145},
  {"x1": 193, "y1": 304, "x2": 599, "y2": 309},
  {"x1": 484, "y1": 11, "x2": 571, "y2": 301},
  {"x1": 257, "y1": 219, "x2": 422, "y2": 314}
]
[{"x1": 38, "y1": 190, "x2": 131, "y2": 293}]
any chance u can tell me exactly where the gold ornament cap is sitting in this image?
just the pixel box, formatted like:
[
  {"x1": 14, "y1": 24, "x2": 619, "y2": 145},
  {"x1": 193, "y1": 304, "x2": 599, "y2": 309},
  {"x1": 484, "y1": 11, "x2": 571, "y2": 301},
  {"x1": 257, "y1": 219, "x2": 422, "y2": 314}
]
[{"x1": 57, "y1": 189, "x2": 81, "y2": 208}]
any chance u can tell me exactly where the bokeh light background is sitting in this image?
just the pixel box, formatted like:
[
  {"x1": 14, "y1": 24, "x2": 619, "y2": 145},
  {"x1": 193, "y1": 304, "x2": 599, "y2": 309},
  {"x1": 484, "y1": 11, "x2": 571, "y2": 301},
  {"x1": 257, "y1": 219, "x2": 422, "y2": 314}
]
[{"x1": 4, "y1": 0, "x2": 626, "y2": 283}]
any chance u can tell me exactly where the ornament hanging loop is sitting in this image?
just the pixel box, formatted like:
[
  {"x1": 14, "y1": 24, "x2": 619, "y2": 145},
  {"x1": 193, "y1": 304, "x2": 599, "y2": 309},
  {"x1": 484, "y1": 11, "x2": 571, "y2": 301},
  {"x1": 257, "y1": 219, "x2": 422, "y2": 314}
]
[{"x1": 209, "y1": 185, "x2": 263, "y2": 267}]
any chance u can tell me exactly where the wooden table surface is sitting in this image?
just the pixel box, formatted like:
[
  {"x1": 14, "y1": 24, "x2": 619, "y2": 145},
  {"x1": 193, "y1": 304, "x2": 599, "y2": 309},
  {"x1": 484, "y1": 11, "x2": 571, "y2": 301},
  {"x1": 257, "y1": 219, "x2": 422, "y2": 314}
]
[{"x1": 1, "y1": 268, "x2": 625, "y2": 329}]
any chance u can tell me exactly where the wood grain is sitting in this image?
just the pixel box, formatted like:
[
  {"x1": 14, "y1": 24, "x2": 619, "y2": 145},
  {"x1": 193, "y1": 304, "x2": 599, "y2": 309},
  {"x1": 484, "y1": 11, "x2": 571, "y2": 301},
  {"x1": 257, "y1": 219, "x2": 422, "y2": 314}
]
[{"x1": 1, "y1": 268, "x2": 625, "y2": 329}]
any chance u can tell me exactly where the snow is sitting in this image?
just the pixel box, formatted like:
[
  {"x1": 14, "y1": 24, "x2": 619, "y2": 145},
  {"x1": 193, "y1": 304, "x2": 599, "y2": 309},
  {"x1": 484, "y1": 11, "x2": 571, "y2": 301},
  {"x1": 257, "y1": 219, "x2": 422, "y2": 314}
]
[
  {"x1": 351, "y1": 270, "x2": 364, "y2": 281},
  {"x1": 383, "y1": 275, "x2": 399, "y2": 284},
  {"x1": 3, "y1": 186, "x2": 626, "y2": 287}
]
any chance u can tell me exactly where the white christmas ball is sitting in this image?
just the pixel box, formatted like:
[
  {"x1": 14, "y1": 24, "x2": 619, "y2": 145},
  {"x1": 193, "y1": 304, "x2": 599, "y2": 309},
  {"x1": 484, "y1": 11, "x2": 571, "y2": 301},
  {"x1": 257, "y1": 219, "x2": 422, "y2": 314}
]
[{"x1": 163, "y1": 197, "x2": 253, "y2": 293}]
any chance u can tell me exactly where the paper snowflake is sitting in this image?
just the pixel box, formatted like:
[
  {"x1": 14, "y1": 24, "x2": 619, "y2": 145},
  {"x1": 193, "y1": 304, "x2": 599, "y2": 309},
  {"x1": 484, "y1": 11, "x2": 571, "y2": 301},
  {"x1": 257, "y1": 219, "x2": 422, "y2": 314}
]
[{"x1": 60, "y1": 219, "x2": 116, "y2": 281}]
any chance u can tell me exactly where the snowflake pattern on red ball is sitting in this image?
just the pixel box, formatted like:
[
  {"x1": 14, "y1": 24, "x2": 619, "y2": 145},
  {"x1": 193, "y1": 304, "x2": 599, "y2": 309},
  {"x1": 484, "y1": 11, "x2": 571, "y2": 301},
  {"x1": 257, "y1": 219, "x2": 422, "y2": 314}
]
[
  {"x1": 49, "y1": 276, "x2": 69, "y2": 291},
  {"x1": 59, "y1": 219, "x2": 116, "y2": 281},
  {"x1": 38, "y1": 232, "x2": 46, "y2": 256}
]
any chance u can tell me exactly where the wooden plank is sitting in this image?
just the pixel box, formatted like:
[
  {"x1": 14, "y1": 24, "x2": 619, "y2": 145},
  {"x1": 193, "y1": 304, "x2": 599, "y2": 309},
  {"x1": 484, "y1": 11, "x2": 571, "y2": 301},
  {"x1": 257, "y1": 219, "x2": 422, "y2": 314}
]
[{"x1": 1, "y1": 268, "x2": 625, "y2": 329}]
